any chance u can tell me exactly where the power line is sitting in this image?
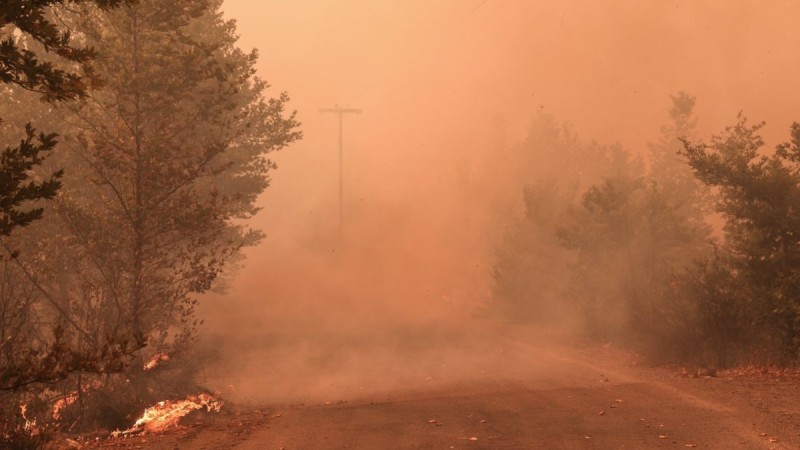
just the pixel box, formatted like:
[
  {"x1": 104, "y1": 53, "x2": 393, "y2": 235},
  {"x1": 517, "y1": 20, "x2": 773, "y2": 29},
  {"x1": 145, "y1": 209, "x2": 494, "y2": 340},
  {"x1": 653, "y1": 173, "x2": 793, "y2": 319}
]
[{"x1": 458, "y1": 0, "x2": 490, "y2": 24}]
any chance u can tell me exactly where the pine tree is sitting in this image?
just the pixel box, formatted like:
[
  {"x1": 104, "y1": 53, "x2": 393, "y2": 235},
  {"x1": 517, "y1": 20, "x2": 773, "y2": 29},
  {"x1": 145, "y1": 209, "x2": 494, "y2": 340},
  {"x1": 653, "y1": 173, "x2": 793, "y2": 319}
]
[
  {"x1": 0, "y1": 0, "x2": 301, "y2": 392},
  {"x1": 0, "y1": 1, "x2": 131, "y2": 238},
  {"x1": 42, "y1": 0, "x2": 301, "y2": 355},
  {"x1": 681, "y1": 116, "x2": 800, "y2": 363}
]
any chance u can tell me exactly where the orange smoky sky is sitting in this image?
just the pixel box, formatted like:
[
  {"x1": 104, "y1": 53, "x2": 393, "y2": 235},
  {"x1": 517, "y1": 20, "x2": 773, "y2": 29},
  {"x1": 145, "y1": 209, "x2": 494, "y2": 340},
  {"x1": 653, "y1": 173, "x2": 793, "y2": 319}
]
[{"x1": 201, "y1": 0, "x2": 800, "y2": 335}]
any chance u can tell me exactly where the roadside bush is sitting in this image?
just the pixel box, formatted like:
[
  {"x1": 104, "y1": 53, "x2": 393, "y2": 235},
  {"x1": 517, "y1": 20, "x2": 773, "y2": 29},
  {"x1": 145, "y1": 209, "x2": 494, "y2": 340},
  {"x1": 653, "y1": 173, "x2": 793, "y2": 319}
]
[{"x1": 680, "y1": 117, "x2": 800, "y2": 366}]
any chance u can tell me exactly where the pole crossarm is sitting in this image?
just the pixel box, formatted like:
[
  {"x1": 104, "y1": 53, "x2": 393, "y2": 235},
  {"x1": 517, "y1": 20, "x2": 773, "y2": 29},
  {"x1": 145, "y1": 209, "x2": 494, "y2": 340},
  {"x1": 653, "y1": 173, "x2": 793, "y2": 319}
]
[{"x1": 320, "y1": 107, "x2": 363, "y2": 114}]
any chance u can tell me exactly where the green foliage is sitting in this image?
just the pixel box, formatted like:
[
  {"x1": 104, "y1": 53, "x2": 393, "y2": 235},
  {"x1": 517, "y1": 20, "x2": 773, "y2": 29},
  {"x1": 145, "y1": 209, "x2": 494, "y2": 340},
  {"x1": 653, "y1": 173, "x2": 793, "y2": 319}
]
[
  {"x1": 680, "y1": 115, "x2": 800, "y2": 364},
  {"x1": 0, "y1": 0, "x2": 137, "y2": 236},
  {"x1": 654, "y1": 252, "x2": 758, "y2": 367},
  {"x1": 492, "y1": 95, "x2": 715, "y2": 359},
  {"x1": 559, "y1": 175, "x2": 710, "y2": 340},
  {"x1": 35, "y1": 0, "x2": 301, "y2": 350},
  {"x1": 648, "y1": 92, "x2": 709, "y2": 223},
  {"x1": 0, "y1": 0, "x2": 132, "y2": 403},
  {"x1": 0, "y1": 0, "x2": 131, "y2": 100},
  {"x1": 0, "y1": 0, "x2": 302, "y2": 390},
  {"x1": 0, "y1": 0, "x2": 300, "y2": 439},
  {"x1": 0, "y1": 124, "x2": 62, "y2": 236},
  {"x1": 491, "y1": 112, "x2": 642, "y2": 323},
  {"x1": 492, "y1": 179, "x2": 576, "y2": 322}
]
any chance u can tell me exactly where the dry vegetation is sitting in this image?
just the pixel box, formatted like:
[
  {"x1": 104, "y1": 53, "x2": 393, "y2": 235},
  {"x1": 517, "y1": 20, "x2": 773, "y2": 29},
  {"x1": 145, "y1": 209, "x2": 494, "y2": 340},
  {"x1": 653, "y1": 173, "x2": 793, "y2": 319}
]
[{"x1": 1, "y1": 1, "x2": 800, "y2": 448}]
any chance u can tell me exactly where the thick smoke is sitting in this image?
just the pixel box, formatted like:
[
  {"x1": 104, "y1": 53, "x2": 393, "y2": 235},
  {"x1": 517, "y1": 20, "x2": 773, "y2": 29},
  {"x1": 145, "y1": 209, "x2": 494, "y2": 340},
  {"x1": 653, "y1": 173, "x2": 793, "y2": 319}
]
[{"x1": 196, "y1": 0, "x2": 800, "y2": 403}]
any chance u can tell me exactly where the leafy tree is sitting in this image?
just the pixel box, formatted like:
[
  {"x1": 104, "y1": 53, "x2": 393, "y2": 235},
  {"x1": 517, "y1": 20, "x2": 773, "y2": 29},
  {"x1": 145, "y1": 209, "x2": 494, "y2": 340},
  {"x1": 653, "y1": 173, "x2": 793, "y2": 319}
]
[
  {"x1": 12, "y1": 0, "x2": 299, "y2": 379},
  {"x1": 0, "y1": 0, "x2": 131, "y2": 238},
  {"x1": 491, "y1": 112, "x2": 640, "y2": 322},
  {"x1": 0, "y1": 0, "x2": 299, "y2": 437},
  {"x1": 681, "y1": 116, "x2": 800, "y2": 364},
  {"x1": 558, "y1": 175, "x2": 708, "y2": 341},
  {"x1": 492, "y1": 179, "x2": 577, "y2": 322},
  {"x1": 0, "y1": 125, "x2": 61, "y2": 236},
  {"x1": 0, "y1": 3, "x2": 133, "y2": 442},
  {"x1": 0, "y1": 0, "x2": 129, "y2": 100},
  {"x1": 657, "y1": 251, "x2": 755, "y2": 367},
  {"x1": 648, "y1": 92, "x2": 709, "y2": 231},
  {"x1": 649, "y1": 93, "x2": 698, "y2": 186},
  {"x1": 552, "y1": 96, "x2": 710, "y2": 346}
]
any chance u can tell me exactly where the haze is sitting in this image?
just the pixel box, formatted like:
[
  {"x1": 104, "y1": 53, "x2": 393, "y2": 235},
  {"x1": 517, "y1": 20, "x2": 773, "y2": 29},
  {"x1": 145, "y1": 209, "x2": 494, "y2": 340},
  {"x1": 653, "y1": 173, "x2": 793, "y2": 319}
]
[{"x1": 198, "y1": 0, "x2": 800, "y2": 403}]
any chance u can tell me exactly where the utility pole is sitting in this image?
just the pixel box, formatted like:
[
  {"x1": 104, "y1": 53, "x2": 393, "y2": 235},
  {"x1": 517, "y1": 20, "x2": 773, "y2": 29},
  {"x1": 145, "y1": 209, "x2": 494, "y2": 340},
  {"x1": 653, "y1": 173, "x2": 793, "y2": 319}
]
[{"x1": 320, "y1": 105, "x2": 362, "y2": 241}]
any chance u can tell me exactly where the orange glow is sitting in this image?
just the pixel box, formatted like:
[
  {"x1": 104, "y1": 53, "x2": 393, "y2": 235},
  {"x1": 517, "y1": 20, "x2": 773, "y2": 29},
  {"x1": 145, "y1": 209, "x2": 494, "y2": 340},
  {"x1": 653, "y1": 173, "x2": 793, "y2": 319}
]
[
  {"x1": 52, "y1": 391, "x2": 79, "y2": 420},
  {"x1": 20, "y1": 404, "x2": 38, "y2": 436},
  {"x1": 143, "y1": 352, "x2": 170, "y2": 371},
  {"x1": 196, "y1": 0, "x2": 800, "y2": 407},
  {"x1": 113, "y1": 393, "x2": 222, "y2": 436}
]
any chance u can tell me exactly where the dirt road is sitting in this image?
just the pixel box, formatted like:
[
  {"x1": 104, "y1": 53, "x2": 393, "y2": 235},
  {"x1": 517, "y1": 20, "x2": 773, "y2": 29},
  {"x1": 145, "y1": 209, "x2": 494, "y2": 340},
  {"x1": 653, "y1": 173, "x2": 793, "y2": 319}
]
[{"x1": 80, "y1": 334, "x2": 799, "y2": 450}]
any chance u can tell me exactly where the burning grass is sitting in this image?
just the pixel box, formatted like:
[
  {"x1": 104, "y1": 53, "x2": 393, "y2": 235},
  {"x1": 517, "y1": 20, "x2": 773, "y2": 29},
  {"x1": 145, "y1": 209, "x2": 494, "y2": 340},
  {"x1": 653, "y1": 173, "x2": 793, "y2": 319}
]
[
  {"x1": 143, "y1": 352, "x2": 170, "y2": 371},
  {"x1": 52, "y1": 391, "x2": 79, "y2": 420},
  {"x1": 112, "y1": 393, "x2": 223, "y2": 436}
]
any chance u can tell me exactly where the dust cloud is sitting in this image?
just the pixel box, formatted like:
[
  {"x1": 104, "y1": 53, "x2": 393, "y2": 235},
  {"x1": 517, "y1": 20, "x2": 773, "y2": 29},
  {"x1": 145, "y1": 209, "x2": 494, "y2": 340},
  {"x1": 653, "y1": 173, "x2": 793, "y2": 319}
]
[{"x1": 195, "y1": 0, "x2": 800, "y2": 404}]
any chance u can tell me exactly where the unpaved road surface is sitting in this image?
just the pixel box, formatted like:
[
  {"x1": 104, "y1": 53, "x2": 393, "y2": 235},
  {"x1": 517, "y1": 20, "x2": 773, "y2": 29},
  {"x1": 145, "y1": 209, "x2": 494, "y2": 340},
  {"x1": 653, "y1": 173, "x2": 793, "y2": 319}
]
[{"x1": 72, "y1": 335, "x2": 799, "y2": 450}]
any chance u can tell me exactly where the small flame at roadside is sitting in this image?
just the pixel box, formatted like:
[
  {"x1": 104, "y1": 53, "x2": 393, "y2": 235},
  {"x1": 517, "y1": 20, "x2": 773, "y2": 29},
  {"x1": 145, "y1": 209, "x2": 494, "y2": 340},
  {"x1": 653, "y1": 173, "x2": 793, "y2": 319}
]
[
  {"x1": 20, "y1": 404, "x2": 38, "y2": 436},
  {"x1": 143, "y1": 352, "x2": 170, "y2": 371},
  {"x1": 53, "y1": 392, "x2": 79, "y2": 420},
  {"x1": 112, "y1": 393, "x2": 222, "y2": 436}
]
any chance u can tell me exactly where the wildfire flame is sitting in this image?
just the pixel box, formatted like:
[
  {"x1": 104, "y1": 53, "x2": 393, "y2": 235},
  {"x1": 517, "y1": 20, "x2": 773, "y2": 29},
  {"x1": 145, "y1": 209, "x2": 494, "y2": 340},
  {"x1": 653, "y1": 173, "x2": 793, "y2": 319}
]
[
  {"x1": 51, "y1": 379, "x2": 103, "y2": 421},
  {"x1": 52, "y1": 391, "x2": 79, "y2": 420},
  {"x1": 143, "y1": 352, "x2": 170, "y2": 371},
  {"x1": 113, "y1": 393, "x2": 222, "y2": 436},
  {"x1": 20, "y1": 404, "x2": 38, "y2": 436}
]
